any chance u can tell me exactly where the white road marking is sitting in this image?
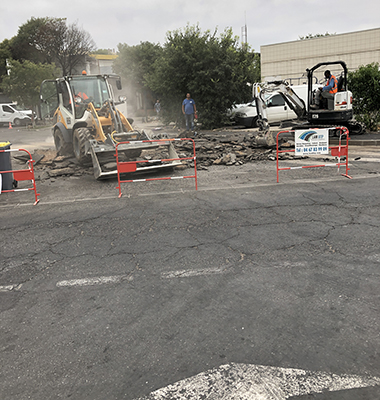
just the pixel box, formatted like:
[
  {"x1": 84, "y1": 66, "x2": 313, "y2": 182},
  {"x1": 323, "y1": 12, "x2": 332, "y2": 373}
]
[
  {"x1": 161, "y1": 267, "x2": 226, "y2": 279},
  {"x1": 367, "y1": 254, "x2": 380, "y2": 262},
  {"x1": 0, "y1": 284, "x2": 22, "y2": 292},
  {"x1": 136, "y1": 363, "x2": 380, "y2": 399},
  {"x1": 2, "y1": 268, "x2": 225, "y2": 293},
  {"x1": 56, "y1": 275, "x2": 127, "y2": 287},
  {"x1": 354, "y1": 157, "x2": 380, "y2": 162}
]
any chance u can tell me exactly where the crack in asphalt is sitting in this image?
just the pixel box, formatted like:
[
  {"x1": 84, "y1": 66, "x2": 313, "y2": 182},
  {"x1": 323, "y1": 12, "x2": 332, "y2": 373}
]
[{"x1": 1, "y1": 182, "x2": 380, "y2": 294}]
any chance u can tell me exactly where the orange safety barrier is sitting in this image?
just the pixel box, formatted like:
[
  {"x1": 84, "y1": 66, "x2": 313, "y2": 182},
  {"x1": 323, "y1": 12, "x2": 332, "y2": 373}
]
[
  {"x1": 0, "y1": 148, "x2": 40, "y2": 205},
  {"x1": 276, "y1": 126, "x2": 351, "y2": 183},
  {"x1": 115, "y1": 138, "x2": 197, "y2": 198}
]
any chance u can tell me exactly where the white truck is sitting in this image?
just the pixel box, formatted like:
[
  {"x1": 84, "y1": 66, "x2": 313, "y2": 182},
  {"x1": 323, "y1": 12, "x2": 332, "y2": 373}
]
[
  {"x1": 0, "y1": 103, "x2": 33, "y2": 126},
  {"x1": 233, "y1": 84, "x2": 317, "y2": 128}
]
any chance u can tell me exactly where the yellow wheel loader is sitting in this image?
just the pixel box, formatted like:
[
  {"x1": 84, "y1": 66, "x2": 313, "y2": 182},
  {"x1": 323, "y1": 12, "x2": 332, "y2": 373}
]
[{"x1": 40, "y1": 74, "x2": 181, "y2": 179}]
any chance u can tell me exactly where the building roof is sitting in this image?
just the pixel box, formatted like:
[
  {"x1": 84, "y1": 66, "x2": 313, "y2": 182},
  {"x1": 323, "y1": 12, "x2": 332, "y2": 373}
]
[
  {"x1": 261, "y1": 27, "x2": 380, "y2": 49},
  {"x1": 90, "y1": 54, "x2": 118, "y2": 60}
]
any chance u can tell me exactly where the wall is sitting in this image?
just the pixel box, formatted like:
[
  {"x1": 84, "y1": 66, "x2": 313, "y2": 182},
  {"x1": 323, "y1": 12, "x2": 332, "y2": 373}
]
[
  {"x1": 261, "y1": 28, "x2": 380, "y2": 83},
  {"x1": 86, "y1": 54, "x2": 118, "y2": 75}
]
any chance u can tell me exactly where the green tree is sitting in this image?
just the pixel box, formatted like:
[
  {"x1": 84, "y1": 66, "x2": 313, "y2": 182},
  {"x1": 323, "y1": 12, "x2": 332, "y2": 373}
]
[
  {"x1": 114, "y1": 41, "x2": 164, "y2": 114},
  {"x1": 8, "y1": 17, "x2": 96, "y2": 76},
  {"x1": 348, "y1": 63, "x2": 380, "y2": 131},
  {"x1": 0, "y1": 39, "x2": 12, "y2": 81},
  {"x1": 146, "y1": 25, "x2": 260, "y2": 129},
  {"x1": 0, "y1": 59, "x2": 60, "y2": 123},
  {"x1": 35, "y1": 19, "x2": 96, "y2": 75},
  {"x1": 9, "y1": 17, "x2": 49, "y2": 63}
]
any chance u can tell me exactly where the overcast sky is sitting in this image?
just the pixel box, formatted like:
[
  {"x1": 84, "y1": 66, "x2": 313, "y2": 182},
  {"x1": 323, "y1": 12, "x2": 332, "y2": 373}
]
[{"x1": 1, "y1": 0, "x2": 379, "y2": 52}]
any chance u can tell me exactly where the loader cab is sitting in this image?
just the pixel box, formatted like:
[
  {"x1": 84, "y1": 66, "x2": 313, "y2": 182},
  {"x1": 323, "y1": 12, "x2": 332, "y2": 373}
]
[
  {"x1": 40, "y1": 74, "x2": 123, "y2": 122},
  {"x1": 70, "y1": 76, "x2": 109, "y2": 108}
]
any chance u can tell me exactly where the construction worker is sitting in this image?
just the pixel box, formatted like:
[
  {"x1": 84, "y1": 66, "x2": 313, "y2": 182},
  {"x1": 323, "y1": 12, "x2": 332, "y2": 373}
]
[
  {"x1": 74, "y1": 91, "x2": 89, "y2": 102},
  {"x1": 182, "y1": 93, "x2": 197, "y2": 132},
  {"x1": 312, "y1": 70, "x2": 338, "y2": 109}
]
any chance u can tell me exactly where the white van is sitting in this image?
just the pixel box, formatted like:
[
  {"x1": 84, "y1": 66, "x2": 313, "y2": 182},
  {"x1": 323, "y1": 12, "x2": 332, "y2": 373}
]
[
  {"x1": 233, "y1": 84, "x2": 318, "y2": 128},
  {"x1": 0, "y1": 104, "x2": 32, "y2": 126}
]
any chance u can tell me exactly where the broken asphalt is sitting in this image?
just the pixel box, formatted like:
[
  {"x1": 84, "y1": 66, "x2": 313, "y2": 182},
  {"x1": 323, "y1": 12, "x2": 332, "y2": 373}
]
[
  {"x1": 0, "y1": 120, "x2": 379, "y2": 206},
  {"x1": 1, "y1": 120, "x2": 380, "y2": 399}
]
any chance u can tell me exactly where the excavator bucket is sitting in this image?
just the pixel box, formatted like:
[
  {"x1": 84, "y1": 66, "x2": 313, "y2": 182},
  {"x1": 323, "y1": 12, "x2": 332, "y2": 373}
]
[{"x1": 255, "y1": 131, "x2": 276, "y2": 147}]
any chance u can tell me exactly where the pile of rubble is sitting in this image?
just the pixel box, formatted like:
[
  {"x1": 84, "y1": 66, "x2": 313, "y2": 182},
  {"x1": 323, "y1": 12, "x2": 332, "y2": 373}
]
[
  {"x1": 175, "y1": 131, "x2": 298, "y2": 168},
  {"x1": 10, "y1": 131, "x2": 303, "y2": 180},
  {"x1": 12, "y1": 150, "x2": 93, "y2": 180}
]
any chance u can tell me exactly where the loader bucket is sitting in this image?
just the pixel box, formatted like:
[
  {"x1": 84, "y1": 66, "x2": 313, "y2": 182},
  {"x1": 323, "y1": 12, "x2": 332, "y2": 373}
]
[{"x1": 87, "y1": 139, "x2": 183, "y2": 180}]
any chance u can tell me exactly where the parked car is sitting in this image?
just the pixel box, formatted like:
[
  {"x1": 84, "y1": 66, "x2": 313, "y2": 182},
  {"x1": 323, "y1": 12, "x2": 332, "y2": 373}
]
[
  {"x1": 232, "y1": 84, "x2": 319, "y2": 128},
  {"x1": 226, "y1": 101, "x2": 253, "y2": 120},
  {"x1": 0, "y1": 103, "x2": 33, "y2": 126}
]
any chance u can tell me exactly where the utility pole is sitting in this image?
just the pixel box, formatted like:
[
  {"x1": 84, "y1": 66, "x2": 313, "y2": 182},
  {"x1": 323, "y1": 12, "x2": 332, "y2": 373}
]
[{"x1": 241, "y1": 12, "x2": 248, "y2": 49}]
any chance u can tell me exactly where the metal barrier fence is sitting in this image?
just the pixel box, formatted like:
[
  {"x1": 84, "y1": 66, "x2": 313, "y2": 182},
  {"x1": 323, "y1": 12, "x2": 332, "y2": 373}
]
[
  {"x1": 276, "y1": 127, "x2": 351, "y2": 183},
  {"x1": 0, "y1": 148, "x2": 40, "y2": 205},
  {"x1": 115, "y1": 138, "x2": 197, "y2": 198}
]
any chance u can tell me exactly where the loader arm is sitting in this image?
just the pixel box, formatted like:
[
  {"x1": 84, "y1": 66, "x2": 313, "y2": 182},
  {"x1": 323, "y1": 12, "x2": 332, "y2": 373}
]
[
  {"x1": 86, "y1": 102, "x2": 107, "y2": 142},
  {"x1": 107, "y1": 99, "x2": 124, "y2": 132}
]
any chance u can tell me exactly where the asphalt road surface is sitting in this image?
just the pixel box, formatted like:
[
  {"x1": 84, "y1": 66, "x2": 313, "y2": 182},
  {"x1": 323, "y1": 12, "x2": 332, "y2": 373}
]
[{"x1": 1, "y1": 124, "x2": 380, "y2": 399}]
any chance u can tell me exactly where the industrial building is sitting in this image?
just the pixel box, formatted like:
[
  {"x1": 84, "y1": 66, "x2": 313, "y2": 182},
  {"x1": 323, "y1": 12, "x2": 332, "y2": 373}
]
[{"x1": 260, "y1": 27, "x2": 380, "y2": 83}]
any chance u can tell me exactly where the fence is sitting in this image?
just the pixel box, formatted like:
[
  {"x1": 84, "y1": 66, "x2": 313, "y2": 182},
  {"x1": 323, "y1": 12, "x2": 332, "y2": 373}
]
[
  {"x1": 0, "y1": 148, "x2": 40, "y2": 205},
  {"x1": 115, "y1": 138, "x2": 197, "y2": 197},
  {"x1": 276, "y1": 127, "x2": 351, "y2": 183}
]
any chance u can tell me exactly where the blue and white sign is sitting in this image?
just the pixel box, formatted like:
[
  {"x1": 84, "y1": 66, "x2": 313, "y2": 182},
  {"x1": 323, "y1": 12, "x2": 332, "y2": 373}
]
[{"x1": 295, "y1": 129, "x2": 329, "y2": 155}]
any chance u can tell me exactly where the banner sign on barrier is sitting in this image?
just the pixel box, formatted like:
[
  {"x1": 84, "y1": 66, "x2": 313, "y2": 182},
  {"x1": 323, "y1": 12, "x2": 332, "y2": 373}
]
[
  {"x1": 276, "y1": 127, "x2": 351, "y2": 183},
  {"x1": 295, "y1": 129, "x2": 329, "y2": 155}
]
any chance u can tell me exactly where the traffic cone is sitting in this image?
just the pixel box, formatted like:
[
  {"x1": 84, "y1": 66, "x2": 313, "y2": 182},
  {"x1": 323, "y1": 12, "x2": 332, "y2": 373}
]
[{"x1": 8, "y1": 122, "x2": 12, "y2": 129}]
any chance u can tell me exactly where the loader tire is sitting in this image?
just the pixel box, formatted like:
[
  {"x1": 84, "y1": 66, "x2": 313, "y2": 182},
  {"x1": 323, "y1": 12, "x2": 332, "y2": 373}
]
[
  {"x1": 73, "y1": 127, "x2": 92, "y2": 164},
  {"x1": 54, "y1": 128, "x2": 73, "y2": 156}
]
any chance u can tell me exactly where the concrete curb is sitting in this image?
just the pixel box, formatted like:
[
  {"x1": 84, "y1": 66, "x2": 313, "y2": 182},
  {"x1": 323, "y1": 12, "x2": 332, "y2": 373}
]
[
  {"x1": 330, "y1": 135, "x2": 380, "y2": 147},
  {"x1": 347, "y1": 138, "x2": 380, "y2": 146}
]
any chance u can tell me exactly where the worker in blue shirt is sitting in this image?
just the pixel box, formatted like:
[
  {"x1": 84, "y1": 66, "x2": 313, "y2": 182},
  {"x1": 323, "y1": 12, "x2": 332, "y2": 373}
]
[{"x1": 182, "y1": 93, "x2": 197, "y2": 132}]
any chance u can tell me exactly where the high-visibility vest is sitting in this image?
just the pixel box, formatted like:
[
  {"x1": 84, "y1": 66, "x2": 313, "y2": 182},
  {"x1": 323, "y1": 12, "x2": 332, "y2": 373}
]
[
  {"x1": 328, "y1": 75, "x2": 338, "y2": 94},
  {"x1": 76, "y1": 92, "x2": 89, "y2": 100}
]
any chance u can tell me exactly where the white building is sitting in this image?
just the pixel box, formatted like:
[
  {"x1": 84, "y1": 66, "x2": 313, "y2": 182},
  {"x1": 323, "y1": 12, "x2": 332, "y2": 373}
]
[
  {"x1": 260, "y1": 28, "x2": 380, "y2": 82},
  {"x1": 85, "y1": 54, "x2": 118, "y2": 75}
]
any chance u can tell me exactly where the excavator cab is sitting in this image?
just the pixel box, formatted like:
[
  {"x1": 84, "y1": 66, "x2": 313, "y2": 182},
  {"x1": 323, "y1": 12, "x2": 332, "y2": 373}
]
[{"x1": 306, "y1": 61, "x2": 355, "y2": 125}]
